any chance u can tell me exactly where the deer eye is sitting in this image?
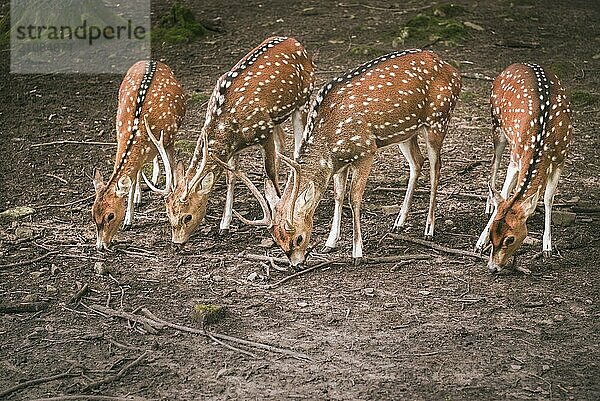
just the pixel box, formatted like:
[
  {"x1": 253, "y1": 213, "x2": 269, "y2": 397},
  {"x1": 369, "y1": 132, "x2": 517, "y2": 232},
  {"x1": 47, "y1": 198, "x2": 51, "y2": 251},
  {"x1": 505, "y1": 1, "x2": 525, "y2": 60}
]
[
  {"x1": 106, "y1": 212, "x2": 115, "y2": 223},
  {"x1": 295, "y1": 235, "x2": 304, "y2": 247},
  {"x1": 503, "y1": 236, "x2": 515, "y2": 247},
  {"x1": 183, "y1": 214, "x2": 193, "y2": 225}
]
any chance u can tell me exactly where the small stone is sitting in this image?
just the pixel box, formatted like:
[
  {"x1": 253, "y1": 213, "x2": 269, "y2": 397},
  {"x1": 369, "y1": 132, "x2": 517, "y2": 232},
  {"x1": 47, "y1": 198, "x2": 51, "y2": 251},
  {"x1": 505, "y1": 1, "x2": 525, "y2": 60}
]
[
  {"x1": 510, "y1": 364, "x2": 522, "y2": 370},
  {"x1": 31, "y1": 271, "x2": 45, "y2": 279},
  {"x1": 464, "y1": 21, "x2": 485, "y2": 31},
  {"x1": 259, "y1": 238, "x2": 274, "y2": 248},
  {"x1": 381, "y1": 205, "x2": 401, "y2": 216},
  {"x1": 247, "y1": 272, "x2": 258, "y2": 282},
  {"x1": 297, "y1": 301, "x2": 308, "y2": 308},
  {"x1": 15, "y1": 226, "x2": 35, "y2": 239},
  {"x1": 552, "y1": 211, "x2": 576, "y2": 227},
  {"x1": 0, "y1": 206, "x2": 35, "y2": 223},
  {"x1": 444, "y1": 219, "x2": 454, "y2": 227},
  {"x1": 418, "y1": 290, "x2": 431, "y2": 296},
  {"x1": 553, "y1": 297, "x2": 563, "y2": 304},
  {"x1": 363, "y1": 287, "x2": 375, "y2": 297},
  {"x1": 23, "y1": 293, "x2": 39, "y2": 302},
  {"x1": 523, "y1": 236, "x2": 542, "y2": 245},
  {"x1": 94, "y1": 261, "x2": 109, "y2": 275},
  {"x1": 542, "y1": 364, "x2": 551, "y2": 372},
  {"x1": 46, "y1": 284, "x2": 57, "y2": 293}
]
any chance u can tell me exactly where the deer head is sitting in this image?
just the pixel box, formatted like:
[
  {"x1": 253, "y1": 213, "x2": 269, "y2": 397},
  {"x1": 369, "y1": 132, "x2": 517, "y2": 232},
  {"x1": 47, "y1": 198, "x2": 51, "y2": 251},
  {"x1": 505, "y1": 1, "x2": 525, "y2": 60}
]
[
  {"x1": 91, "y1": 170, "x2": 132, "y2": 250},
  {"x1": 487, "y1": 187, "x2": 539, "y2": 273}
]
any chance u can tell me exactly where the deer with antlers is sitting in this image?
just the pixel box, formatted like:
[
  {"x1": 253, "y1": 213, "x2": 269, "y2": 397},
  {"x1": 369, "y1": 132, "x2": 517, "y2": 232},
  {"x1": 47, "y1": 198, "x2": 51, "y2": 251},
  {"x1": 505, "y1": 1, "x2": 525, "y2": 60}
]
[
  {"x1": 475, "y1": 63, "x2": 573, "y2": 273},
  {"x1": 225, "y1": 49, "x2": 461, "y2": 268},
  {"x1": 150, "y1": 37, "x2": 314, "y2": 244},
  {"x1": 92, "y1": 60, "x2": 186, "y2": 250}
]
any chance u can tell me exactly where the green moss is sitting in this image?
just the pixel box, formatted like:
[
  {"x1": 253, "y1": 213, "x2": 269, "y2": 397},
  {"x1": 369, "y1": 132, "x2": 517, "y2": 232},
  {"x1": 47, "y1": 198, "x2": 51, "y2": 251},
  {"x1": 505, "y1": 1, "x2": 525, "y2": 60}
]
[
  {"x1": 570, "y1": 90, "x2": 600, "y2": 107},
  {"x1": 396, "y1": 3, "x2": 468, "y2": 46},
  {"x1": 548, "y1": 61, "x2": 574, "y2": 80},
  {"x1": 460, "y1": 90, "x2": 477, "y2": 102},
  {"x1": 192, "y1": 303, "x2": 227, "y2": 326},
  {"x1": 349, "y1": 45, "x2": 386, "y2": 57},
  {"x1": 175, "y1": 139, "x2": 196, "y2": 157},
  {"x1": 152, "y1": 2, "x2": 206, "y2": 44},
  {"x1": 189, "y1": 91, "x2": 209, "y2": 105}
]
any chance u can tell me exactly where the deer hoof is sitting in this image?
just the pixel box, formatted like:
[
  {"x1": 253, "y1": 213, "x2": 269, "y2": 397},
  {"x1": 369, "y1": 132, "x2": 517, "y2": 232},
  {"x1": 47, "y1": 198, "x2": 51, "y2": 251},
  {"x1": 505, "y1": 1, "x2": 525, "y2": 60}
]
[
  {"x1": 321, "y1": 245, "x2": 335, "y2": 253},
  {"x1": 218, "y1": 228, "x2": 230, "y2": 237},
  {"x1": 122, "y1": 223, "x2": 132, "y2": 231},
  {"x1": 542, "y1": 250, "x2": 553, "y2": 258},
  {"x1": 390, "y1": 225, "x2": 402, "y2": 233},
  {"x1": 352, "y1": 257, "x2": 363, "y2": 266}
]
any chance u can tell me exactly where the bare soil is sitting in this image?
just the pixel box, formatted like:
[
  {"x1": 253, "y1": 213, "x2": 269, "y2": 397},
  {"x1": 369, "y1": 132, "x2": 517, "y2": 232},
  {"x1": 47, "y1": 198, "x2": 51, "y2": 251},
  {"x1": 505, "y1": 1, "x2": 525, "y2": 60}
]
[{"x1": 1, "y1": 1, "x2": 599, "y2": 400}]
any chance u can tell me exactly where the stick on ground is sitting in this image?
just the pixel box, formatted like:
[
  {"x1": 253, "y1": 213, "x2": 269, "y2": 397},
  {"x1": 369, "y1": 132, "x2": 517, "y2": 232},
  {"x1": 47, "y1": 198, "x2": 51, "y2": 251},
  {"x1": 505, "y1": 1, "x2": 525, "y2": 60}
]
[
  {"x1": 81, "y1": 351, "x2": 151, "y2": 392},
  {"x1": 0, "y1": 250, "x2": 60, "y2": 269},
  {"x1": 389, "y1": 234, "x2": 487, "y2": 260},
  {"x1": 0, "y1": 370, "x2": 77, "y2": 398},
  {"x1": 0, "y1": 301, "x2": 49, "y2": 314}
]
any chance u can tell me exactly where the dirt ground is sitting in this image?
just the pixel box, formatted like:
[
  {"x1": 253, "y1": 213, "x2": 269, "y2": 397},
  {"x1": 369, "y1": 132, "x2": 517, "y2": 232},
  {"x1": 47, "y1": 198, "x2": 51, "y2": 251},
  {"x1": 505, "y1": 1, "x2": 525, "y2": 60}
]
[{"x1": 1, "y1": 1, "x2": 599, "y2": 400}]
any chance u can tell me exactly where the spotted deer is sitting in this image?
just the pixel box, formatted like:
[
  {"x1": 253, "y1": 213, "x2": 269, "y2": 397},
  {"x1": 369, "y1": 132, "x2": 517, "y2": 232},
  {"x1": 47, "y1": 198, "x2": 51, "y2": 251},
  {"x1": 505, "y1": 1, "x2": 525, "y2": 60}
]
[
  {"x1": 152, "y1": 36, "x2": 314, "y2": 244},
  {"x1": 475, "y1": 63, "x2": 573, "y2": 273},
  {"x1": 92, "y1": 60, "x2": 186, "y2": 250},
  {"x1": 227, "y1": 49, "x2": 461, "y2": 268}
]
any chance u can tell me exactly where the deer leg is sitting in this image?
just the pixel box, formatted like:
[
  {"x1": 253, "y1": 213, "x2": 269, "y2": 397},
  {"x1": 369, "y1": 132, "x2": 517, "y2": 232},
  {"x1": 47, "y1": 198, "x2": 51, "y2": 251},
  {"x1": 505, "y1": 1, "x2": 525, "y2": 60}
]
[
  {"x1": 133, "y1": 169, "x2": 142, "y2": 206},
  {"x1": 393, "y1": 135, "x2": 424, "y2": 232},
  {"x1": 323, "y1": 167, "x2": 350, "y2": 252},
  {"x1": 424, "y1": 128, "x2": 444, "y2": 240},
  {"x1": 292, "y1": 109, "x2": 306, "y2": 157},
  {"x1": 348, "y1": 156, "x2": 374, "y2": 265},
  {"x1": 263, "y1": 128, "x2": 282, "y2": 197},
  {"x1": 486, "y1": 125, "x2": 507, "y2": 214},
  {"x1": 151, "y1": 155, "x2": 160, "y2": 185},
  {"x1": 543, "y1": 165, "x2": 562, "y2": 257},
  {"x1": 124, "y1": 175, "x2": 136, "y2": 229},
  {"x1": 219, "y1": 155, "x2": 238, "y2": 235}
]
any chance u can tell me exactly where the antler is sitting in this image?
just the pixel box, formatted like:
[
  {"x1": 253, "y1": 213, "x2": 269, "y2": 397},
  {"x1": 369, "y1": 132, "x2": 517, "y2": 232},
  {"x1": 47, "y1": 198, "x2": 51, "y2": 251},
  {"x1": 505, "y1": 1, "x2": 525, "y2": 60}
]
[
  {"x1": 183, "y1": 134, "x2": 209, "y2": 199},
  {"x1": 278, "y1": 152, "x2": 301, "y2": 230},
  {"x1": 142, "y1": 116, "x2": 173, "y2": 196},
  {"x1": 211, "y1": 156, "x2": 272, "y2": 227}
]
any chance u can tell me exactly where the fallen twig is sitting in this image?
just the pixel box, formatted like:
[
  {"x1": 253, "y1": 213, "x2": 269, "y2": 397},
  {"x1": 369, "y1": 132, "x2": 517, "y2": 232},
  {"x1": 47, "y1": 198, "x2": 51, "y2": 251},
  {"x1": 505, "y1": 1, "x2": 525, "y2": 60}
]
[
  {"x1": 0, "y1": 301, "x2": 49, "y2": 314},
  {"x1": 81, "y1": 351, "x2": 151, "y2": 392},
  {"x1": 205, "y1": 331, "x2": 258, "y2": 358},
  {"x1": 389, "y1": 234, "x2": 487, "y2": 260},
  {"x1": 244, "y1": 253, "x2": 289, "y2": 265},
  {"x1": 373, "y1": 186, "x2": 487, "y2": 201},
  {"x1": 265, "y1": 260, "x2": 334, "y2": 289},
  {"x1": 31, "y1": 140, "x2": 116, "y2": 148},
  {"x1": 38, "y1": 194, "x2": 96, "y2": 210},
  {"x1": 0, "y1": 250, "x2": 60, "y2": 269},
  {"x1": 140, "y1": 308, "x2": 310, "y2": 361},
  {"x1": 28, "y1": 397, "x2": 145, "y2": 401},
  {"x1": 68, "y1": 283, "x2": 90, "y2": 305},
  {"x1": 87, "y1": 304, "x2": 165, "y2": 330},
  {"x1": 0, "y1": 370, "x2": 76, "y2": 398},
  {"x1": 461, "y1": 72, "x2": 494, "y2": 81}
]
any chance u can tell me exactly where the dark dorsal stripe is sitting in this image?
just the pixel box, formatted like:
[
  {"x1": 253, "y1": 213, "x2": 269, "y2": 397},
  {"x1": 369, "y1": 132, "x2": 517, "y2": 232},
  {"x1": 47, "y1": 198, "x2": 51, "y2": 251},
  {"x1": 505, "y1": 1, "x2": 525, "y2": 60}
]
[
  {"x1": 301, "y1": 49, "x2": 423, "y2": 147},
  {"x1": 514, "y1": 63, "x2": 551, "y2": 198},
  {"x1": 213, "y1": 36, "x2": 288, "y2": 116},
  {"x1": 109, "y1": 60, "x2": 158, "y2": 185}
]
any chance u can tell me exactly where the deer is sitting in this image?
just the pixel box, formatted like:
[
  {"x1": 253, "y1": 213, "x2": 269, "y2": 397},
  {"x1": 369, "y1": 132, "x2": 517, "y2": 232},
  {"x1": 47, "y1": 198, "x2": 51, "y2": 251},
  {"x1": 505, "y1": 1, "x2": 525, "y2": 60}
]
[
  {"x1": 222, "y1": 49, "x2": 462, "y2": 269},
  {"x1": 150, "y1": 36, "x2": 315, "y2": 244},
  {"x1": 474, "y1": 63, "x2": 573, "y2": 274},
  {"x1": 92, "y1": 60, "x2": 186, "y2": 250}
]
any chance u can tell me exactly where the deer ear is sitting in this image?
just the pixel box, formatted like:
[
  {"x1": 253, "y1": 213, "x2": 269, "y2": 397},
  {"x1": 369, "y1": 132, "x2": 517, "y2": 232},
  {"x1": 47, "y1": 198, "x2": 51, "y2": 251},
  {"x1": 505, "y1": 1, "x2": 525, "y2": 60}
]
[
  {"x1": 93, "y1": 168, "x2": 104, "y2": 192},
  {"x1": 488, "y1": 183, "x2": 504, "y2": 207},
  {"x1": 195, "y1": 172, "x2": 214, "y2": 195},
  {"x1": 115, "y1": 175, "x2": 132, "y2": 198},
  {"x1": 520, "y1": 193, "x2": 539, "y2": 216},
  {"x1": 175, "y1": 160, "x2": 185, "y2": 186},
  {"x1": 296, "y1": 182, "x2": 315, "y2": 211},
  {"x1": 264, "y1": 178, "x2": 280, "y2": 210}
]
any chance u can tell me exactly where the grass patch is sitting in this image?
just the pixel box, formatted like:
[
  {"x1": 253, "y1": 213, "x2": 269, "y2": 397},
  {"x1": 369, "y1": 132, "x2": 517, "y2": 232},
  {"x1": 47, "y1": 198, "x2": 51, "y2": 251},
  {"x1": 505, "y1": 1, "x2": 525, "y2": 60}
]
[
  {"x1": 349, "y1": 45, "x2": 386, "y2": 57},
  {"x1": 395, "y1": 3, "x2": 468, "y2": 47},
  {"x1": 189, "y1": 91, "x2": 209, "y2": 105},
  {"x1": 175, "y1": 139, "x2": 197, "y2": 157},
  {"x1": 570, "y1": 90, "x2": 600, "y2": 107},
  {"x1": 152, "y1": 2, "x2": 206, "y2": 44},
  {"x1": 192, "y1": 304, "x2": 227, "y2": 326},
  {"x1": 460, "y1": 90, "x2": 477, "y2": 102}
]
